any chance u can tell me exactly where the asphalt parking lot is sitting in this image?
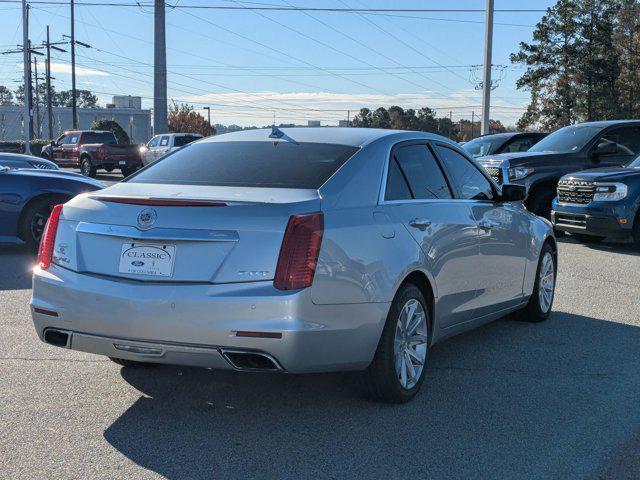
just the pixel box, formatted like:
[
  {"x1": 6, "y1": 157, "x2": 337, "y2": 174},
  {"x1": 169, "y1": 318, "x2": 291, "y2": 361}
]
[{"x1": 2, "y1": 235, "x2": 640, "y2": 479}]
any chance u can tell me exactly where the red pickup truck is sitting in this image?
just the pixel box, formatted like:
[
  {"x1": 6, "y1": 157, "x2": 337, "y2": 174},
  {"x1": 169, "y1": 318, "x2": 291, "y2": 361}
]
[{"x1": 41, "y1": 130, "x2": 142, "y2": 177}]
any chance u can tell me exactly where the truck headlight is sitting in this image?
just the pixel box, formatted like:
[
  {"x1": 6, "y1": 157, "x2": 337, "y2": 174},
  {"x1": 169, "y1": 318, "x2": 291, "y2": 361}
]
[
  {"x1": 508, "y1": 167, "x2": 535, "y2": 181},
  {"x1": 593, "y1": 182, "x2": 627, "y2": 201}
]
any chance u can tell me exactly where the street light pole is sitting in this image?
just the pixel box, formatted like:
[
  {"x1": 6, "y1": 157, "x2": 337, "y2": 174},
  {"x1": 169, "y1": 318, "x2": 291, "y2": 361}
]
[
  {"x1": 45, "y1": 25, "x2": 53, "y2": 140},
  {"x1": 203, "y1": 106, "x2": 211, "y2": 125},
  {"x1": 70, "y1": 0, "x2": 77, "y2": 128},
  {"x1": 154, "y1": 0, "x2": 168, "y2": 134},
  {"x1": 481, "y1": 0, "x2": 494, "y2": 136}
]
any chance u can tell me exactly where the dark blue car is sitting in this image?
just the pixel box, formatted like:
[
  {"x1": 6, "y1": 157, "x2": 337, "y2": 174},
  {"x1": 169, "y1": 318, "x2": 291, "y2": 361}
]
[
  {"x1": 0, "y1": 152, "x2": 59, "y2": 170},
  {"x1": 551, "y1": 154, "x2": 640, "y2": 247},
  {"x1": 0, "y1": 167, "x2": 104, "y2": 249}
]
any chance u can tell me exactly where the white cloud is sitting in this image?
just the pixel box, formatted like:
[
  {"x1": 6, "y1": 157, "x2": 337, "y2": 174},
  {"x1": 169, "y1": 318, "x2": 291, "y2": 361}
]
[{"x1": 49, "y1": 62, "x2": 110, "y2": 77}]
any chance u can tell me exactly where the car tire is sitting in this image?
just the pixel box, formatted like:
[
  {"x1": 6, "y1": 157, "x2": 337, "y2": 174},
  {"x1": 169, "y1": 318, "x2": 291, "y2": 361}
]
[
  {"x1": 360, "y1": 283, "x2": 431, "y2": 403},
  {"x1": 519, "y1": 242, "x2": 556, "y2": 322},
  {"x1": 109, "y1": 357, "x2": 158, "y2": 368},
  {"x1": 571, "y1": 233, "x2": 605, "y2": 244},
  {"x1": 80, "y1": 157, "x2": 96, "y2": 177},
  {"x1": 18, "y1": 196, "x2": 65, "y2": 251},
  {"x1": 526, "y1": 188, "x2": 556, "y2": 220}
]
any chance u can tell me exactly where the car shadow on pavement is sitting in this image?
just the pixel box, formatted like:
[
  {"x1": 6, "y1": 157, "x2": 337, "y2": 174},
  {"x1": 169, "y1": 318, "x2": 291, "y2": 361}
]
[
  {"x1": 557, "y1": 235, "x2": 640, "y2": 256},
  {"x1": 103, "y1": 311, "x2": 640, "y2": 479},
  {"x1": 0, "y1": 246, "x2": 34, "y2": 290}
]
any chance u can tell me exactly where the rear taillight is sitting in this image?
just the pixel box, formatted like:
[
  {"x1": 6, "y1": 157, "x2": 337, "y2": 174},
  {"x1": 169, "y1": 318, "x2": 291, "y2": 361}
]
[
  {"x1": 36, "y1": 204, "x2": 63, "y2": 269},
  {"x1": 274, "y1": 212, "x2": 323, "y2": 291}
]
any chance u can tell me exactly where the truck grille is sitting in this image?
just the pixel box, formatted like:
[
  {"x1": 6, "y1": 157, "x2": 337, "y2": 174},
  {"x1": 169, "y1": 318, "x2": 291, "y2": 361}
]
[
  {"x1": 484, "y1": 166, "x2": 503, "y2": 184},
  {"x1": 557, "y1": 179, "x2": 595, "y2": 204}
]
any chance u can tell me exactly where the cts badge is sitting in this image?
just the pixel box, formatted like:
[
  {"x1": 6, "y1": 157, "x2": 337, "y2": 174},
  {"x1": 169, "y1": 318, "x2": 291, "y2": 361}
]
[{"x1": 137, "y1": 208, "x2": 157, "y2": 230}]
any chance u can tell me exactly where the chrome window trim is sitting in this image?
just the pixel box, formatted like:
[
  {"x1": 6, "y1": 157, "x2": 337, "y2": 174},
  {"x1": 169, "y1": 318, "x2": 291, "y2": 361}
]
[{"x1": 76, "y1": 222, "x2": 239, "y2": 242}]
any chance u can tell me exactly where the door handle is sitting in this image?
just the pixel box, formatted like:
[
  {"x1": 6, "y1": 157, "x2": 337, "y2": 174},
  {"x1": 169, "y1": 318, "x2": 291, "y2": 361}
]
[
  {"x1": 478, "y1": 220, "x2": 495, "y2": 231},
  {"x1": 409, "y1": 218, "x2": 432, "y2": 230}
]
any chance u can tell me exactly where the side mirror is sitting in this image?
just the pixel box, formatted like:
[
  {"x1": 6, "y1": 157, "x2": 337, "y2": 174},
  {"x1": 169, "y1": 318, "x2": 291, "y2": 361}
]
[
  {"x1": 501, "y1": 183, "x2": 527, "y2": 202},
  {"x1": 593, "y1": 140, "x2": 617, "y2": 157}
]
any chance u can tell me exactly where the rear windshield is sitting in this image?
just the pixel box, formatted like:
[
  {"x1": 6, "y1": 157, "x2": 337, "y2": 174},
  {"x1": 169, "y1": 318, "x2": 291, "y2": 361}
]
[
  {"x1": 128, "y1": 141, "x2": 359, "y2": 189},
  {"x1": 81, "y1": 132, "x2": 117, "y2": 145},
  {"x1": 174, "y1": 135, "x2": 202, "y2": 147}
]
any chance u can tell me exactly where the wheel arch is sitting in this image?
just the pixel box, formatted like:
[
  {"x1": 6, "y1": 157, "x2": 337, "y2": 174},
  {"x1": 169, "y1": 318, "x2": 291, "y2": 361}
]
[
  {"x1": 17, "y1": 192, "x2": 71, "y2": 241},
  {"x1": 398, "y1": 270, "x2": 435, "y2": 337}
]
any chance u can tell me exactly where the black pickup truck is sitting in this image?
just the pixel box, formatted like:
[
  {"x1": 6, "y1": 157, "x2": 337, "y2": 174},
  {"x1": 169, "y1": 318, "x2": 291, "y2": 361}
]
[{"x1": 476, "y1": 120, "x2": 640, "y2": 219}]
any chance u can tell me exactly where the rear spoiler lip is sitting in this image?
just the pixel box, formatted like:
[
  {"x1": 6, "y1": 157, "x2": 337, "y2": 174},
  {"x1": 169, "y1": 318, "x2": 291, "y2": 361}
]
[{"x1": 89, "y1": 196, "x2": 227, "y2": 207}]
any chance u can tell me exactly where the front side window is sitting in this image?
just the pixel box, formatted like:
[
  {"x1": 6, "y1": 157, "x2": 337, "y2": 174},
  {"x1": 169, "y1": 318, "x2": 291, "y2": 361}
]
[
  {"x1": 67, "y1": 134, "x2": 79, "y2": 145},
  {"x1": 435, "y1": 145, "x2": 494, "y2": 201},
  {"x1": 129, "y1": 141, "x2": 359, "y2": 189},
  {"x1": 503, "y1": 137, "x2": 533, "y2": 153},
  {"x1": 55, "y1": 134, "x2": 68, "y2": 145},
  {"x1": 159, "y1": 136, "x2": 170, "y2": 147},
  {"x1": 147, "y1": 136, "x2": 160, "y2": 147},
  {"x1": 598, "y1": 127, "x2": 640, "y2": 156}
]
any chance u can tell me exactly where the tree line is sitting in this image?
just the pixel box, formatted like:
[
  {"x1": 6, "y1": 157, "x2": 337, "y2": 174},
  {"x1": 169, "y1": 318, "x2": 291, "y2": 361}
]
[
  {"x1": 0, "y1": 83, "x2": 98, "y2": 108},
  {"x1": 512, "y1": 0, "x2": 640, "y2": 130},
  {"x1": 351, "y1": 106, "x2": 509, "y2": 142}
]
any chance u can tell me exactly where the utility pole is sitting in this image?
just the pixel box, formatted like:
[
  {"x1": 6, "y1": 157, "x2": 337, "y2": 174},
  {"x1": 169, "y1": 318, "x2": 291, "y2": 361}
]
[
  {"x1": 33, "y1": 58, "x2": 40, "y2": 137},
  {"x1": 203, "y1": 106, "x2": 211, "y2": 125},
  {"x1": 347, "y1": 110, "x2": 350, "y2": 126},
  {"x1": 481, "y1": 0, "x2": 494, "y2": 135},
  {"x1": 22, "y1": 0, "x2": 31, "y2": 153},
  {"x1": 449, "y1": 111, "x2": 453, "y2": 139},
  {"x1": 154, "y1": 0, "x2": 168, "y2": 134},
  {"x1": 43, "y1": 27, "x2": 67, "y2": 140},
  {"x1": 471, "y1": 111, "x2": 475, "y2": 139},
  {"x1": 45, "y1": 26, "x2": 53, "y2": 139},
  {"x1": 70, "y1": 0, "x2": 78, "y2": 128}
]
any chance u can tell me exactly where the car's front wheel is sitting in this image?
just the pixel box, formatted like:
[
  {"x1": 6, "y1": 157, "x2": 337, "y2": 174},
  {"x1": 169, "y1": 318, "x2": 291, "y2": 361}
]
[
  {"x1": 360, "y1": 283, "x2": 430, "y2": 403},
  {"x1": 519, "y1": 242, "x2": 556, "y2": 322}
]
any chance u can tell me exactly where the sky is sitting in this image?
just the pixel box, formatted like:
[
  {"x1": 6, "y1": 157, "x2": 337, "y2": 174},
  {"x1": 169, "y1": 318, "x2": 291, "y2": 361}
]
[{"x1": 0, "y1": 0, "x2": 557, "y2": 128}]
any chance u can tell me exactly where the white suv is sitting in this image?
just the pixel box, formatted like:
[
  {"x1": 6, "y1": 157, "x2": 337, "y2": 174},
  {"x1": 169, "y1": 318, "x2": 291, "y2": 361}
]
[{"x1": 141, "y1": 133, "x2": 203, "y2": 166}]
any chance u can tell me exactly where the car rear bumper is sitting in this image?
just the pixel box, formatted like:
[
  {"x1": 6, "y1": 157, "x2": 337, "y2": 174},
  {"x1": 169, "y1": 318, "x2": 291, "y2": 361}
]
[
  {"x1": 31, "y1": 264, "x2": 388, "y2": 373},
  {"x1": 551, "y1": 200, "x2": 633, "y2": 238}
]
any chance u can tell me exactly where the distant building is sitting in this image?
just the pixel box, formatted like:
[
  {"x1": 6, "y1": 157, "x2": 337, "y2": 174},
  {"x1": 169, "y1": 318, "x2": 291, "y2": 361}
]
[
  {"x1": 111, "y1": 95, "x2": 142, "y2": 110},
  {"x1": 338, "y1": 120, "x2": 350, "y2": 127},
  {"x1": 308, "y1": 120, "x2": 321, "y2": 127},
  {"x1": 0, "y1": 98, "x2": 151, "y2": 144}
]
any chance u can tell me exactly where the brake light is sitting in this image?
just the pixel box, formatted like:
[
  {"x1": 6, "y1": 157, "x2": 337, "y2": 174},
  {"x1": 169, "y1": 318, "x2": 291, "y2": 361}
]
[
  {"x1": 274, "y1": 212, "x2": 323, "y2": 291},
  {"x1": 36, "y1": 204, "x2": 63, "y2": 269}
]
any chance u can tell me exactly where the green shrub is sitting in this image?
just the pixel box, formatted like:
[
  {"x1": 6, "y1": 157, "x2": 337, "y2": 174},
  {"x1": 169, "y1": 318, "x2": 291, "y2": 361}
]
[{"x1": 90, "y1": 119, "x2": 130, "y2": 145}]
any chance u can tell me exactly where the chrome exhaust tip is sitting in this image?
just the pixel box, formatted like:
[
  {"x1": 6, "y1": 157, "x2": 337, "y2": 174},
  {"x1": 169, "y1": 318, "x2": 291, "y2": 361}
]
[
  {"x1": 43, "y1": 328, "x2": 72, "y2": 348},
  {"x1": 220, "y1": 349, "x2": 283, "y2": 372}
]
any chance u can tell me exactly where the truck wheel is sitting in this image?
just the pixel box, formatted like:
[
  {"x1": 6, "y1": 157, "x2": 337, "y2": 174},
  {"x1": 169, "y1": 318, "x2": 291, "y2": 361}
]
[
  {"x1": 571, "y1": 233, "x2": 605, "y2": 244},
  {"x1": 359, "y1": 283, "x2": 431, "y2": 403},
  {"x1": 80, "y1": 157, "x2": 97, "y2": 178},
  {"x1": 526, "y1": 188, "x2": 555, "y2": 220},
  {"x1": 104, "y1": 166, "x2": 114, "y2": 173},
  {"x1": 121, "y1": 166, "x2": 136, "y2": 177},
  {"x1": 633, "y1": 215, "x2": 640, "y2": 249}
]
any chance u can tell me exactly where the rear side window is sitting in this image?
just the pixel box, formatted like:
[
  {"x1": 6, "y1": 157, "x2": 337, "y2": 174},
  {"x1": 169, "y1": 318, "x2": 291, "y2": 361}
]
[
  {"x1": 435, "y1": 145, "x2": 494, "y2": 201},
  {"x1": 174, "y1": 135, "x2": 201, "y2": 147},
  {"x1": 81, "y1": 132, "x2": 117, "y2": 145},
  {"x1": 386, "y1": 144, "x2": 451, "y2": 200},
  {"x1": 129, "y1": 141, "x2": 359, "y2": 189}
]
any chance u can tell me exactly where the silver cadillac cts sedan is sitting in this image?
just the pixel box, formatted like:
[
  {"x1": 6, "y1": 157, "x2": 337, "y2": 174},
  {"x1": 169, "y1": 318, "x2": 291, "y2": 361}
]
[{"x1": 31, "y1": 128, "x2": 557, "y2": 403}]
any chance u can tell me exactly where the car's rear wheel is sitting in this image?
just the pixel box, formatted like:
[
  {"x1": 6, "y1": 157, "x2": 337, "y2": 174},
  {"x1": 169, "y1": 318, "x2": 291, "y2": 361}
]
[
  {"x1": 109, "y1": 357, "x2": 158, "y2": 368},
  {"x1": 19, "y1": 196, "x2": 66, "y2": 251},
  {"x1": 80, "y1": 157, "x2": 96, "y2": 177},
  {"x1": 519, "y1": 242, "x2": 556, "y2": 322},
  {"x1": 360, "y1": 283, "x2": 430, "y2": 403},
  {"x1": 571, "y1": 233, "x2": 605, "y2": 244}
]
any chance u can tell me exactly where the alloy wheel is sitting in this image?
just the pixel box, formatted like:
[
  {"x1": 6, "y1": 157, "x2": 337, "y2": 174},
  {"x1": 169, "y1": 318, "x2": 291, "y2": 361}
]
[
  {"x1": 538, "y1": 252, "x2": 555, "y2": 313},
  {"x1": 393, "y1": 298, "x2": 428, "y2": 389}
]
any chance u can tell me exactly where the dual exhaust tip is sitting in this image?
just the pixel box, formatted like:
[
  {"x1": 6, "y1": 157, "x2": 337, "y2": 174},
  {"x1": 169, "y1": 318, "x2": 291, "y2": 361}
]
[{"x1": 42, "y1": 328, "x2": 283, "y2": 372}]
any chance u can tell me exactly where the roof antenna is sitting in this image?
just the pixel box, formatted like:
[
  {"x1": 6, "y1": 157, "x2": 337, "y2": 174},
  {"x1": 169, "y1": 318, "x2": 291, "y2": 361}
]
[{"x1": 269, "y1": 125, "x2": 284, "y2": 139}]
